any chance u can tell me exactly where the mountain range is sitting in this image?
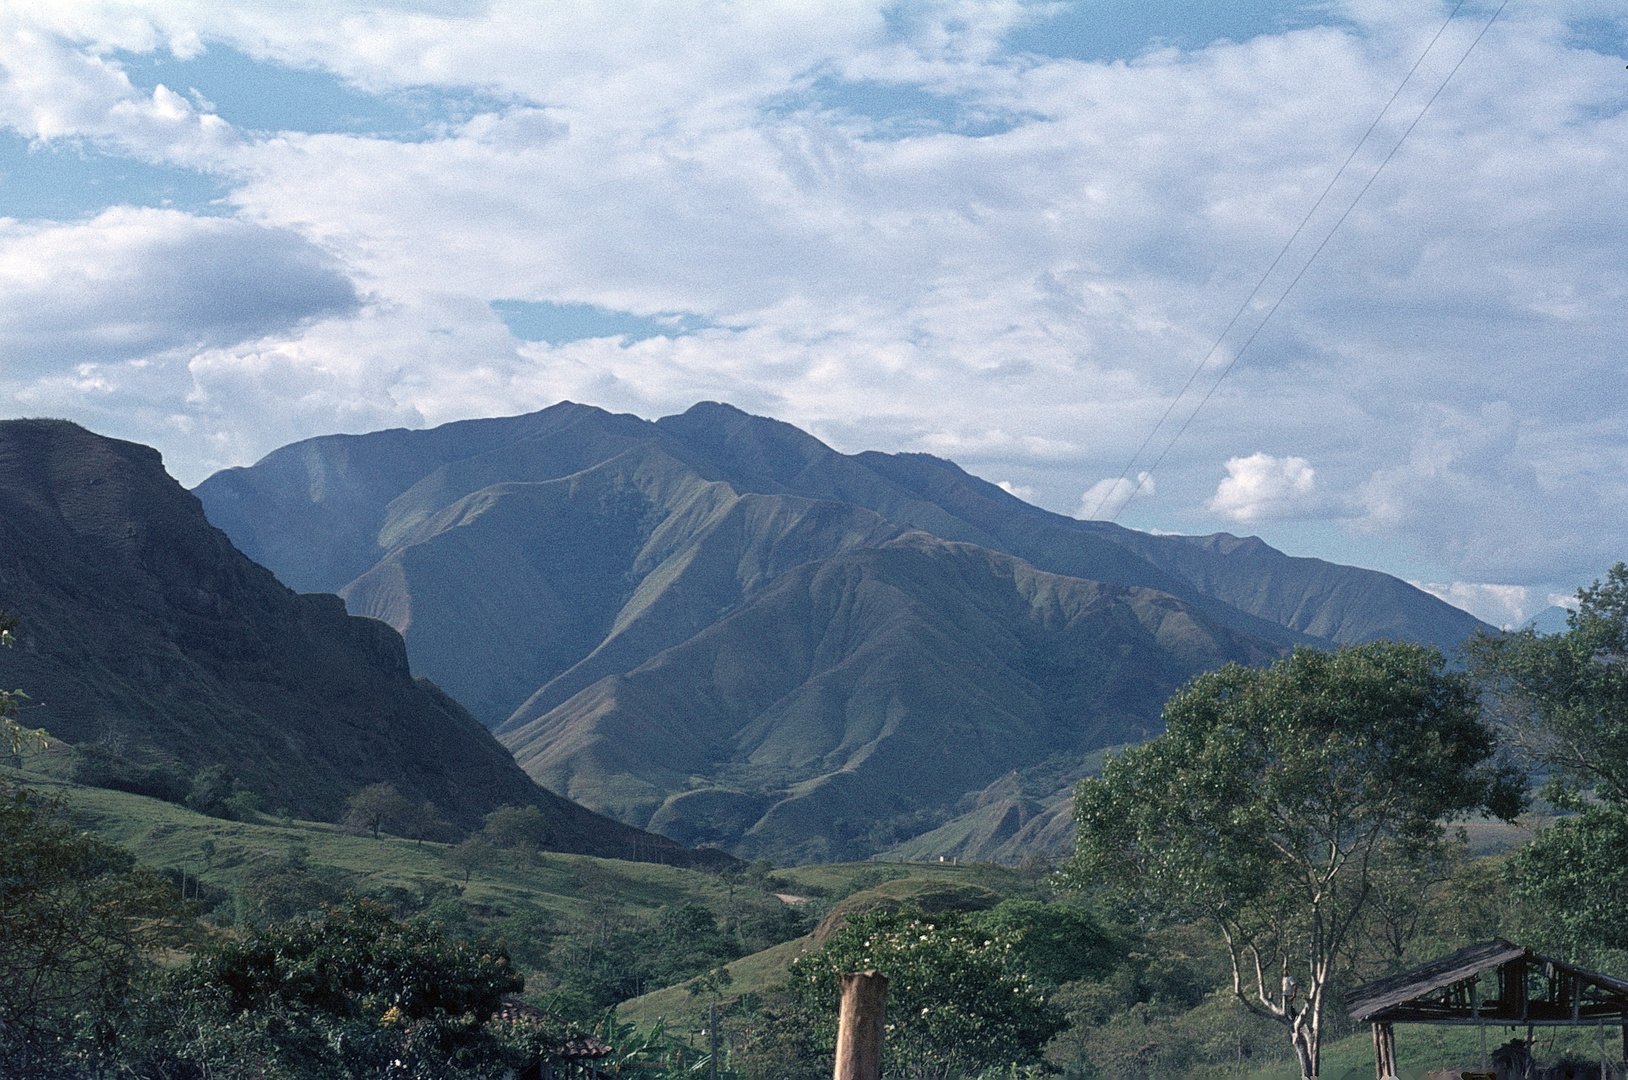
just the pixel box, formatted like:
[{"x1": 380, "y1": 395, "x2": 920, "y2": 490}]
[
  {"x1": 0, "y1": 418, "x2": 726, "y2": 867},
  {"x1": 194, "y1": 402, "x2": 1490, "y2": 864}
]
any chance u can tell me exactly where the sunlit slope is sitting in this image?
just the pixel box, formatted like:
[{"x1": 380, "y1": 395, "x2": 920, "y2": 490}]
[
  {"x1": 0, "y1": 419, "x2": 731, "y2": 866},
  {"x1": 501, "y1": 533, "x2": 1275, "y2": 864},
  {"x1": 341, "y1": 443, "x2": 904, "y2": 728},
  {"x1": 198, "y1": 402, "x2": 1488, "y2": 732}
]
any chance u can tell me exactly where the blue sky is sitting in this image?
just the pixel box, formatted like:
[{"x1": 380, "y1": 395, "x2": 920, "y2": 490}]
[{"x1": 1, "y1": 0, "x2": 1625, "y2": 627}]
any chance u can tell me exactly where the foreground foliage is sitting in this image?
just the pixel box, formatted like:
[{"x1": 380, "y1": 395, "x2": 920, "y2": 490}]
[
  {"x1": 785, "y1": 906, "x2": 1069, "y2": 1080},
  {"x1": 1470, "y1": 563, "x2": 1628, "y2": 962},
  {"x1": 1067, "y1": 641, "x2": 1526, "y2": 1079},
  {"x1": 0, "y1": 786, "x2": 180, "y2": 1076}
]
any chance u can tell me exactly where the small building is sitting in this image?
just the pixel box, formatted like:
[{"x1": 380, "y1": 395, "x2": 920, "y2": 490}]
[
  {"x1": 1346, "y1": 939, "x2": 1628, "y2": 1079},
  {"x1": 491, "y1": 997, "x2": 616, "y2": 1080}
]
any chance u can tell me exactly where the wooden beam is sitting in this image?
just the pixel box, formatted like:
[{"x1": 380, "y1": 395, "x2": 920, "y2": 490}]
[{"x1": 1373, "y1": 1022, "x2": 1396, "y2": 1080}]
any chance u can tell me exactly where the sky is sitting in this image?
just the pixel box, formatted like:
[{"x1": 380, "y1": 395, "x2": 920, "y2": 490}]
[{"x1": 0, "y1": 1, "x2": 1624, "y2": 629}]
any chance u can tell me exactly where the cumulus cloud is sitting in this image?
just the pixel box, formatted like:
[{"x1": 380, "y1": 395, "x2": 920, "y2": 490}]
[
  {"x1": 1078, "y1": 472, "x2": 1153, "y2": 521},
  {"x1": 1410, "y1": 581, "x2": 1535, "y2": 629},
  {"x1": 1207, "y1": 453, "x2": 1321, "y2": 524},
  {"x1": 996, "y1": 479, "x2": 1037, "y2": 503},
  {"x1": 1354, "y1": 401, "x2": 1628, "y2": 584},
  {"x1": 0, "y1": 207, "x2": 359, "y2": 371},
  {"x1": 0, "y1": 2, "x2": 1624, "y2": 587}
]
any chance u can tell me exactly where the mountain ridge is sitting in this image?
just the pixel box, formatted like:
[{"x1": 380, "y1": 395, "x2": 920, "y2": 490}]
[
  {"x1": 193, "y1": 401, "x2": 1493, "y2": 863},
  {"x1": 0, "y1": 418, "x2": 730, "y2": 868}
]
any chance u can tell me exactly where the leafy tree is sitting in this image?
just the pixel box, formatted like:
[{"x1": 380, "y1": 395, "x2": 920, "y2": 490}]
[
  {"x1": 1467, "y1": 562, "x2": 1628, "y2": 806},
  {"x1": 157, "y1": 897, "x2": 526, "y2": 1079},
  {"x1": 482, "y1": 803, "x2": 550, "y2": 851},
  {"x1": 1505, "y1": 805, "x2": 1628, "y2": 958},
  {"x1": 1066, "y1": 642, "x2": 1525, "y2": 1079},
  {"x1": 967, "y1": 899, "x2": 1119, "y2": 988},
  {"x1": 400, "y1": 799, "x2": 454, "y2": 844},
  {"x1": 0, "y1": 613, "x2": 47, "y2": 760},
  {"x1": 0, "y1": 786, "x2": 180, "y2": 1076},
  {"x1": 343, "y1": 781, "x2": 414, "y2": 839},
  {"x1": 186, "y1": 763, "x2": 264, "y2": 821},
  {"x1": 784, "y1": 906, "x2": 1065, "y2": 1080},
  {"x1": 1467, "y1": 565, "x2": 1628, "y2": 962},
  {"x1": 444, "y1": 835, "x2": 502, "y2": 883}
]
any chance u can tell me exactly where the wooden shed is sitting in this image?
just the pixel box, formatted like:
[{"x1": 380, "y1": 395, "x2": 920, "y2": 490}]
[{"x1": 1346, "y1": 939, "x2": 1628, "y2": 1079}]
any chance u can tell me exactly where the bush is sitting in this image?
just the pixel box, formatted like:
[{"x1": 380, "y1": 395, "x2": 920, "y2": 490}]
[
  {"x1": 152, "y1": 898, "x2": 528, "y2": 1079},
  {"x1": 784, "y1": 906, "x2": 1066, "y2": 1080},
  {"x1": 0, "y1": 785, "x2": 181, "y2": 1076},
  {"x1": 69, "y1": 743, "x2": 191, "y2": 802}
]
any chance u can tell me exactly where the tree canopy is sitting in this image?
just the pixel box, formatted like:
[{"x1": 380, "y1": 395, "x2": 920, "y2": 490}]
[
  {"x1": 784, "y1": 906, "x2": 1065, "y2": 1080},
  {"x1": 1469, "y1": 563, "x2": 1628, "y2": 959},
  {"x1": 1467, "y1": 562, "x2": 1628, "y2": 807},
  {"x1": 1066, "y1": 641, "x2": 1525, "y2": 1079},
  {"x1": 0, "y1": 787, "x2": 180, "y2": 1076}
]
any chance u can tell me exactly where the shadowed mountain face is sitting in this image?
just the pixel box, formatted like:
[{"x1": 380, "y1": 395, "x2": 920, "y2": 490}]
[
  {"x1": 0, "y1": 419, "x2": 728, "y2": 868},
  {"x1": 195, "y1": 401, "x2": 1491, "y2": 863}
]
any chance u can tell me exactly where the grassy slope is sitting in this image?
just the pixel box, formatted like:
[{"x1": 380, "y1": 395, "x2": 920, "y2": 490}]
[
  {"x1": 7, "y1": 763, "x2": 739, "y2": 942},
  {"x1": 616, "y1": 863, "x2": 1019, "y2": 1031},
  {"x1": 23, "y1": 764, "x2": 1596, "y2": 1078}
]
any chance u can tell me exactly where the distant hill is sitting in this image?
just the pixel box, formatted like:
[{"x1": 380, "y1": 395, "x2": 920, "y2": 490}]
[
  {"x1": 0, "y1": 419, "x2": 727, "y2": 868},
  {"x1": 502, "y1": 533, "x2": 1274, "y2": 864},
  {"x1": 194, "y1": 401, "x2": 1492, "y2": 862}
]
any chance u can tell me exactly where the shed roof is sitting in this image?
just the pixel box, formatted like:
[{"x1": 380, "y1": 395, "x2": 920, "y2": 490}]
[
  {"x1": 1347, "y1": 940, "x2": 1526, "y2": 1021},
  {"x1": 1347, "y1": 938, "x2": 1628, "y2": 1024}
]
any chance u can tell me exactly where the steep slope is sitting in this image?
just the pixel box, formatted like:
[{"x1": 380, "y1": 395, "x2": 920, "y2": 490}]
[
  {"x1": 338, "y1": 443, "x2": 905, "y2": 727},
  {"x1": 0, "y1": 419, "x2": 726, "y2": 867},
  {"x1": 195, "y1": 401, "x2": 1487, "y2": 733},
  {"x1": 647, "y1": 405, "x2": 1486, "y2": 654},
  {"x1": 195, "y1": 403, "x2": 653, "y2": 594},
  {"x1": 499, "y1": 533, "x2": 1277, "y2": 864}
]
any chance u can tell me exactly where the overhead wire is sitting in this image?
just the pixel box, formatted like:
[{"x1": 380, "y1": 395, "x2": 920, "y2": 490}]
[{"x1": 1089, "y1": 0, "x2": 1512, "y2": 523}]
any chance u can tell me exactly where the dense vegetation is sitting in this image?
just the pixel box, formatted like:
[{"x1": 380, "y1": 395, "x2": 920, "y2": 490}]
[{"x1": 7, "y1": 563, "x2": 1628, "y2": 1078}]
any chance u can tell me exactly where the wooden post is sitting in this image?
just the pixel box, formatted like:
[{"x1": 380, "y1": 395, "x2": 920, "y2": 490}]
[
  {"x1": 709, "y1": 1002, "x2": 719, "y2": 1080},
  {"x1": 834, "y1": 971, "x2": 888, "y2": 1080},
  {"x1": 1371, "y1": 1021, "x2": 1396, "y2": 1080}
]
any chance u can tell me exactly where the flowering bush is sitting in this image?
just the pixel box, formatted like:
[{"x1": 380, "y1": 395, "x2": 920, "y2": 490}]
[{"x1": 784, "y1": 907, "x2": 1063, "y2": 1080}]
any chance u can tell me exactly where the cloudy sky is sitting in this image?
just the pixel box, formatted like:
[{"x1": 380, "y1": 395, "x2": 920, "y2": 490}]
[{"x1": 1, "y1": 1, "x2": 1623, "y2": 627}]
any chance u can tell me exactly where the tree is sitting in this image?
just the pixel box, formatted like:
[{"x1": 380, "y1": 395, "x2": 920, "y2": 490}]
[
  {"x1": 1466, "y1": 562, "x2": 1628, "y2": 806},
  {"x1": 0, "y1": 786, "x2": 180, "y2": 1076},
  {"x1": 1468, "y1": 565, "x2": 1628, "y2": 959},
  {"x1": 784, "y1": 907, "x2": 1064, "y2": 1080},
  {"x1": 443, "y1": 835, "x2": 502, "y2": 883},
  {"x1": 0, "y1": 613, "x2": 48, "y2": 761},
  {"x1": 481, "y1": 804, "x2": 549, "y2": 851},
  {"x1": 1066, "y1": 642, "x2": 1525, "y2": 1079},
  {"x1": 344, "y1": 781, "x2": 414, "y2": 839},
  {"x1": 161, "y1": 897, "x2": 525, "y2": 1078}
]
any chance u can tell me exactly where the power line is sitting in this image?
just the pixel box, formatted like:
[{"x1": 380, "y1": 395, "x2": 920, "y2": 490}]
[{"x1": 1091, "y1": 0, "x2": 1512, "y2": 522}]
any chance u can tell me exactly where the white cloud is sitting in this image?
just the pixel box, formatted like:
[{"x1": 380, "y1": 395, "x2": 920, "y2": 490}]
[
  {"x1": 1410, "y1": 581, "x2": 1535, "y2": 629},
  {"x1": 996, "y1": 479, "x2": 1037, "y2": 503},
  {"x1": 0, "y1": 207, "x2": 358, "y2": 372},
  {"x1": 1078, "y1": 472, "x2": 1153, "y2": 521},
  {"x1": 1207, "y1": 453, "x2": 1320, "y2": 524},
  {"x1": 0, "y1": 2, "x2": 1623, "y2": 585}
]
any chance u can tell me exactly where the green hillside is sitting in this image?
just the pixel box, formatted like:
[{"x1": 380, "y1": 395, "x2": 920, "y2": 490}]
[
  {"x1": 501, "y1": 534, "x2": 1275, "y2": 864},
  {"x1": 192, "y1": 400, "x2": 1493, "y2": 864}
]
